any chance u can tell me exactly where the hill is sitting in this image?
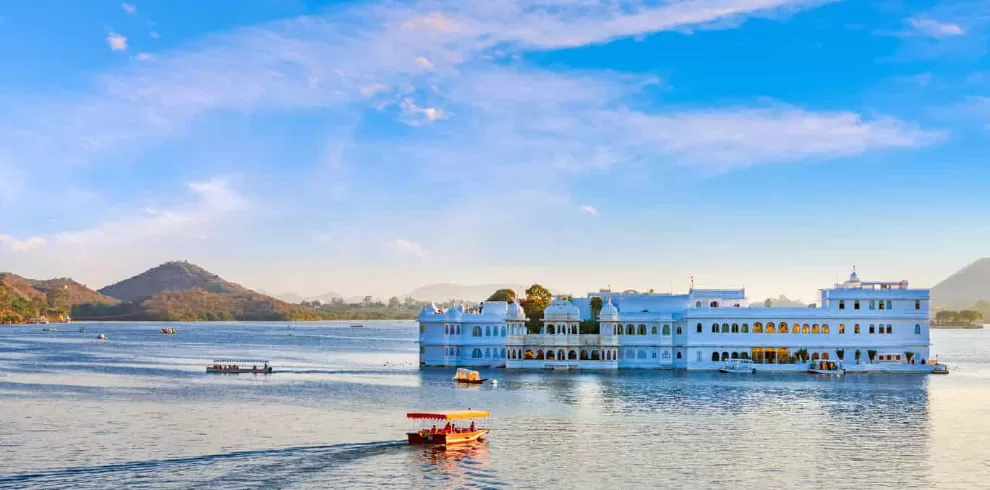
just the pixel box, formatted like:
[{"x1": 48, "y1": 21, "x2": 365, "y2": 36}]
[
  {"x1": 99, "y1": 261, "x2": 244, "y2": 302},
  {"x1": 273, "y1": 291, "x2": 343, "y2": 304},
  {"x1": 749, "y1": 295, "x2": 806, "y2": 308},
  {"x1": 78, "y1": 261, "x2": 324, "y2": 321},
  {"x1": 0, "y1": 273, "x2": 118, "y2": 323},
  {"x1": 404, "y1": 283, "x2": 530, "y2": 302},
  {"x1": 932, "y1": 258, "x2": 990, "y2": 309}
]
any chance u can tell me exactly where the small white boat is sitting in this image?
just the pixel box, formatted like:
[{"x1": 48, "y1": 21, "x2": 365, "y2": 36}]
[
  {"x1": 97, "y1": 333, "x2": 106, "y2": 340},
  {"x1": 808, "y1": 360, "x2": 844, "y2": 376},
  {"x1": 452, "y1": 368, "x2": 487, "y2": 384},
  {"x1": 719, "y1": 358, "x2": 755, "y2": 374}
]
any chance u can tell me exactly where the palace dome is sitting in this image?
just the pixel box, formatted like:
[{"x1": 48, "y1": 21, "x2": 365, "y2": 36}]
[
  {"x1": 599, "y1": 299, "x2": 619, "y2": 322},
  {"x1": 444, "y1": 304, "x2": 463, "y2": 321},
  {"x1": 544, "y1": 299, "x2": 580, "y2": 321},
  {"x1": 506, "y1": 302, "x2": 527, "y2": 321}
]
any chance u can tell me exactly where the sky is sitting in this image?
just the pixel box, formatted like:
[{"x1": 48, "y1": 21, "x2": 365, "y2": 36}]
[{"x1": 1, "y1": 0, "x2": 989, "y2": 302}]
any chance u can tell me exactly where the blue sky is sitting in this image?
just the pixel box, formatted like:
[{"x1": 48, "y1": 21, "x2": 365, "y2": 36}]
[{"x1": 1, "y1": 0, "x2": 989, "y2": 300}]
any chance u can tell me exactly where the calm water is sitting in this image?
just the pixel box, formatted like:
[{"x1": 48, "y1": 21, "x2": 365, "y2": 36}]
[{"x1": 1, "y1": 322, "x2": 988, "y2": 489}]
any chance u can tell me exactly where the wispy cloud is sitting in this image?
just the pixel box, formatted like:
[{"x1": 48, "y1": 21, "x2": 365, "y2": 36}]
[
  {"x1": 907, "y1": 18, "x2": 966, "y2": 38},
  {"x1": 122, "y1": 3, "x2": 137, "y2": 15},
  {"x1": 384, "y1": 238, "x2": 427, "y2": 258},
  {"x1": 579, "y1": 205, "x2": 599, "y2": 215},
  {"x1": 150, "y1": 31, "x2": 160, "y2": 39},
  {"x1": 136, "y1": 52, "x2": 153, "y2": 61},
  {"x1": 0, "y1": 234, "x2": 46, "y2": 252},
  {"x1": 106, "y1": 32, "x2": 128, "y2": 51}
]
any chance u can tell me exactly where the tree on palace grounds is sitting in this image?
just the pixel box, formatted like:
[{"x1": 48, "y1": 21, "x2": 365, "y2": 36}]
[
  {"x1": 487, "y1": 289, "x2": 517, "y2": 303},
  {"x1": 590, "y1": 296, "x2": 603, "y2": 319},
  {"x1": 520, "y1": 284, "x2": 552, "y2": 333}
]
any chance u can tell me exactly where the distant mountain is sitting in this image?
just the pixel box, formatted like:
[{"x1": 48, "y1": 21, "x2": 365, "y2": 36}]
[
  {"x1": 80, "y1": 261, "x2": 324, "y2": 321},
  {"x1": 0, "y1": 273, "x2": 118, "y2": 306},
  {"x1": 404, "y1": 283, "x2": 529, "y2": 303},
  {"x1": 749, "y1": 295, "x2": 806, "y2": 308},
  {"x1": 932, "y1": 258, "x2": 990, "y2": 308},
  {"x1": 99, "y1": 261, "x2": 245, "y2": 302},
  {"x1": 274, "y1": 291, "x2": 342, "y2": 304}
]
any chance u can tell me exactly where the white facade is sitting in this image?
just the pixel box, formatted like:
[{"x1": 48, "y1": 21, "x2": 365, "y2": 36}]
[{"x1": 418, "y1": 272, "x2": 936, "y2": 373}]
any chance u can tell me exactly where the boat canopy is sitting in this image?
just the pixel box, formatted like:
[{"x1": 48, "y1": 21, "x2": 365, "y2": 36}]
[
  {"x1": 406, "y1": 410, "x2": 489, "y2": 420},
  {"x1": 211, "y1": 359, "x2": 269, "y2": 364}
]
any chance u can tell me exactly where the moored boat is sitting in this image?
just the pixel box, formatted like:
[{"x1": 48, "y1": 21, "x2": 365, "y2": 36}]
[
  {"x1": 206, "y1": 359, "x2": 273, "y2": 374},
  {"x1": 808, "y1": 359, "x2": 844, "y2": 376},
  {"x1": 406, "y1": 410, "x2": 490, "y2": 446},
  {"x1": 452, "y1": 368, "x2": 487, "y2": 384},
  {"x1": 42, "y1": 327, "x2": 57, "y2": 332},
  {"x1": 719, "y1": 358, "x2": 755, "y2": 374},
  {"x1": 97, "y1": 333, "x2": 106, "y2": 340},
  {"x1": 160, "y1": 327, "x2": 177, "y2": 335},
  {"x1": 350, "y1": 324, "x2": 363, "y2": 328}
]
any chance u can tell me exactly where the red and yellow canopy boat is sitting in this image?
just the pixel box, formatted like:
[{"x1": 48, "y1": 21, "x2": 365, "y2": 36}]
[{"x1": 406, "y1": 410, "x2": 490, "y2": 446}]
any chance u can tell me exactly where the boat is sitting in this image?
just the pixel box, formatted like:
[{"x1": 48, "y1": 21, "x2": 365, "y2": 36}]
[
  {"x1": 78, "y1": 326, "x2": 87, "y2": 333},
  {"x1": 452, "y1": 368, "x2": 487, "y2": 384},
  {"x1": 97, "y1": 333, "x2": 106, "y2": 340},
  {"x1": 932, "y1": 363, "x2": 949, "y2": 374},
  {"x1": 719, "y1": 358, "x2": 755, "y2": 374},
  {"x1": 406, "y1": 410, "x2": 490, "y2": 446},
  {"x1": 808, "y1": 359, "x2": 845, "y2": 376},
  {"x1": 160, "y1": 327, "x2": 177, "y2": 335},
  {"x1": 42, "y1": 327, "x2": 57, "y2": 332},
  {"x1": 350, "y1": 324, "x2": 364, "y2": 328},
  {"x1": 206, "y1": 359, "x2": 274, "y2": 374}
]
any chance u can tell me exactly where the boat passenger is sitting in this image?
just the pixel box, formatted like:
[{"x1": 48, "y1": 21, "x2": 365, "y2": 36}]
[
  {"x1": 431, "y1": 425, "x2": 437, "y2": 434},
  {"x1": 469, "y1": 421, "x2": 476, "y2": 432}
]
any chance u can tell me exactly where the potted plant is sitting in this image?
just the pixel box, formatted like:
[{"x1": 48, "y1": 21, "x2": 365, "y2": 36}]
[{"x1": 867, "y1": 349, "x2": 877, "y2": 363}]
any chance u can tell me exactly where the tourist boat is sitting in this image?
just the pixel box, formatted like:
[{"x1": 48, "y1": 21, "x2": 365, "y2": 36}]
[
  {"x1": 808, "y1": 359, "x2": 845, "y2": 376},
  {"x1": 97, "y1": 333, "x2": 106, "y2": 340},
  {"x1": 719, "y1": 358, "x2": 755, "y2": 374},
  {"x1": 406, "y1": 410, "x2": 490, "y2": 446},
  {"x1": 452, "y1": 368, "x2": 487, "y2": 384},
  {"x1": 932, "y1": 363, "x2": 949, "y2": 374},
  {"x1": 350, "y1": 324, "x2": 363, "y2": 328},
  {"x1": 42, "y1": 327, "x2": 57, "y2": 332},
  {"x1": 206, "y1": 359, "x2": 274, "y2": 374},
  {"x1": 160, "y1": 327, "x2": 177, "y2": 335}
]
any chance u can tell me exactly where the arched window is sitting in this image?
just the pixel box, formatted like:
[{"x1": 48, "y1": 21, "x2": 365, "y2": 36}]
[
  {"x1": 638, "y1": 324, "x2": 647, "y2": 335},
  {"x1": 731, "y1": 352, "x2": 739, "y2": 359},
  {"x1": 637, "y1": 350, "x2": 647, "y2": 359},
  {"x1": 456, "y1": 325, "x2": 460, "y2": 334},
  {"x1": 473, "y1": 348, "x2": 482, "y2": 359},
  {"x1": 695, "y1": 301, "x2": 702, "y2": 308},
  {"x1": 854, "y1": 300, "x2": 860, "y2": 310},
  {"x1": 779, "y1": 322, "x2": 787, "y2": 333},
  {"x1": 812, "y1": 324, "x2": 820, "y2": 334},
  {"x1": 712, "y1": 352, "x2": 720, "y2": 361},
  {"x1": 742, "y1": 323, "x2": 749, "y2": 333},
  {"x1": 886, "y1": 325, "x2": 892, "y2": 334},
  {"x1": 547, "y1": 324, "x2": 555, "y2": 335},
  {"x1": 721, "y1": 323, "x2": 729, "y2": 333},
  {"x1": 710, "y1": 301, "x2": 719, "y2": 308},
  {"x1": 500, "y1": 326, "x2": 506, "y2": 336},
  {"x1": 485, "y1": 326, "x2": 491, "y2": 337},
  {"x1": 812, "y1": 352, "x2": 819, "y2": 360},
  {"x1": 651, "y1": 326, "x2": 658, "y2": 335},
  {"x1": 663, "y1": 325, "x2": 671, "y2": 335},
  {"x1": 792, "y1": 324, "x2": 799, "y2": 334},
  {"x1": 445, "y1": 325, "x2": 450, "y2": 335},
  {"x1": 662, "y1": 351, "x2": 671, "y2": 360},
  {"x1": 712, "y1": 323, "x2": 719, "y2": 333},
  {"x1": 676, "y1": 327, "x2": 682, "y2": 335},
  {"x1": 696, "y1": 323, "x2": 702, "y2": 333},
  {"x1": 627, "y1": 325, "x2": 635, "y2": 335},
  {"x1": 525, "y1": 350, "x2": 534, "y2": 360},
  {"x1": 839, "y1": 324, "x2": 845, "y2": 334},
  {"x1": 822, "y1": 324, "x2": 830, "y2": 334},
  {"x1": 626, "y1": 349, "x2": 635, "y2": 359},
  {"x1": 592, "y1": 350, "x2": 601, "y2": 360},
  {"x1": 546, "y1": 350, "x2": 555, "y2": 360},
  {"x1": 754, "y1": 322, "x2": 763, "y2": 333},
  {"x1": 869, "y1": 300, "x2": 876, "y2": 310},
  {"x1": 568, "y1": 350, "x2": 577, "y2": 360},
  {"x1": 580, "y1": 350, "x2": 590, "y2": 360},
  {"x1": 802, "y1": 324, "x2": 810, "y2": 334},
  {"x1": 869, "y1": 324, "x2": 875, "y2": 334},
  {"x1": 914, "y1": 324, "x2": 921, "y2": 335},
  {"x1": 536, "y1": 350, "x2": 545, "y2": 360},
  {"x1": 678, "y1": 351, "x2": 683, "y2": 360},
  {"x1": 854, "y1": 324, "x2": 861, "y2": 334},
  {"x1": 485, "y1": 348, "x2": 491, "y2": 358},
  {"x1": 473, "y1": 326, "x2": 482, "y2": 337},
  {"x1": 766, "y1": 322, "x2": 775, "y2": 334},
  {"x1": 501, "y1": 348, "x2": 506, "y2": 358},
  {"x1": 721, "y1": 352, "x2": 729, "y2": 361}
]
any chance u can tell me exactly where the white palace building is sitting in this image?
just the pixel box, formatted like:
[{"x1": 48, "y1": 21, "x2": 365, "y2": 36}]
[{"x1": 417, "y1": 271, "x2": 940, "y2": 373}]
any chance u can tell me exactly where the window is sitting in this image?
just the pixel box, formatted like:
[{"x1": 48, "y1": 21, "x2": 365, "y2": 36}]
[
  {"x1": 854, "y1": 324, "x2": 861, "y2": 334},
  {"x1": 915, "y1": 300, "x2": 920, "y2": 310},
  {"x1": 721, "y1": 351, "x2": 729, "y2": 361},
  {"x1": 878, "y1": 300, "x2": 885, "y2": 310},
  {"x1": 676, "y1": 327, "x2": 682, "y2": 335},
  {"x1": 822, "y1": 324, "x2": 830, "y2": 334},
  {"x1": 779, "y1": 322, "x2": 788, "y2": 333},
  {"x1": 472, "y1": 348, "x2": 482, "y2": 358},
  {"x1": 501, "y1": 348, "x2": 506, "y2": 358},
  {"x1": 886, "y1": 324, "x2": 892, "y2": 334},
  {"x1": 731, "y1": 323, "x2": 739, "y2": 333},
  {"x1": 501, "y1": 326, "x2": 506, "y2": 336},
  {"x1": 456, "y1": 325, "x2": 460, "y2": 334},
  {"x1": 445, "y1": 325, "x2": 450, "y2": 335},
  {"x1": 678, "y1": 352, "x2": 683, "y2": 360},
  {"x1": 721, "y1": 323, "x2": 729, "y2": 333},
  {"x1": 766, "y1": 323, "x2": 775, "y2": 334},
  {"x1": 914, "y1": 324, "x2": 921, "y2": 335},
  {"x1": 869, "y1": 324, "x2": 875, "y2": 334},
  {"x1": 696, "y1": 323, "x2": 702, "y2": 333},
  {"x1": 485, "y1": 348, "x2": 491, "y2": 358},
  {"x1": 886, "y1": 300, "x2": 892, "y2": 310},
  {"x1": 792, "y1": 323, "x2": 799, "y2": 334},
  {"x1": 652, "y1": 352, "x2": 657, "y2": 359},
  {"x1": 710, "y1": 301, "x2": 719, "y2": 308},
  {"x1": 638, "y1": 350, "x2": 647, "y2": 359},
  {"x1": 754, "y1": 322, "x2": 763, "y2": 333},
  {"x1": 812, "y1": 324, "x2": 820, "y2": 334},
  {"x1": 802, "y1": 324, "x2": 810, "y2": 334},
  {"x1": 742, "y1": 323, "x2": 749, "y2": 333},
  {"x1": 473, "y1": 326, "x2": 482, "y2": 337},
  {"x1": 651, "y1": 326, "x2": 658, "y2": 335},
  {"x1": 869, "y1": 300, "x2": 876, "y2": 310},
  {"x1": 839, "y1": 324, "x2": 845, "y2": 334},
  {"x1": 854, "y1": 300, "x2": 860, "y2": 310},
  {"x1": 663, "y1": 325, "x2": 671, "y2": 335},
  {"x1": 638, "y1": 324, "x2": 647, "y2": 335},
  {"x1": 712, "y1": 323, "x2": 719, "y2": 334},
  {"x1": 712, "y1": 352, "x2": 720, "y2": 361},
  {"x1": 695, "y1": 301, "x2": 702, "y2": 308},
  {"x1": 485, "y1": 326, "x2": 491, "y2": 337},
  {"x1": 839, "y1": 300, "x2": 845, "y2": 310}
]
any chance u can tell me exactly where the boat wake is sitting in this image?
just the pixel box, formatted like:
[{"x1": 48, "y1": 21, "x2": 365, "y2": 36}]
[{"x1": 0, "y1": 440, "x2": 408, "y2": 488}]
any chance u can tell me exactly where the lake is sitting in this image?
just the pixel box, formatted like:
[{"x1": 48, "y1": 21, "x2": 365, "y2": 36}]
[{"x1": 1, "y1": 322, "x2": 988, "y2": 488}]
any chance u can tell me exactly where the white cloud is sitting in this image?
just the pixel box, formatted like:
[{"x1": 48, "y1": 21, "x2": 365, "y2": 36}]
[
  {"x1": 400, "y1": 98, "x2": 448, "y2": 125},
  {"x1": 0, "y1": 234, "x2": 46, "y2": 252},
  {"x1": 384, "y1": 238, "x2": 427, "y2": 258},
  {"x1": 907, "y1": 18, "x2": 966, "y2": 38},
  {"x1": 150, "y1": 31, "x2": 160, "y2": 39},
  {"x1": 136, "y1": 53, "x2": 153, "y2": 61},
  {"x1": 122, "y1": 3, "x2": 137, "y2": 15},
  {"x1": 579, "y1": 205, "x2": 599, "y2": 215},
  {"x1": 106, "y1": 32, "x2": 128, "y2": 51},
  {"x1": 415, "y1": 56, "x2": 434, "y2": 69}
]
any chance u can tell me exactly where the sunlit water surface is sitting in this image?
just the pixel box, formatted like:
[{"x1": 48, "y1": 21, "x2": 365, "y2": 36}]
[{"x1": 1, "y1": 322, "x2": 988, "y2": 489}]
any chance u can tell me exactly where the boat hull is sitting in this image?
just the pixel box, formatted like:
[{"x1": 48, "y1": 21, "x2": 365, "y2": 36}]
[
  {"x1": 808, "y1": 369, "x2": 844, "y2": 376},
  {"x1": 453, "y1": 379, "x2": 488, "y2": 384},
  {"x1": 407, "y1": 429, "x2": 488, "y2": 446},
  {"x1": 719, "y1": 368, "x2": 755, "y2": 374},
  {"x1": 206, "y1": 367, "x2": 274, "y2": 374}
]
